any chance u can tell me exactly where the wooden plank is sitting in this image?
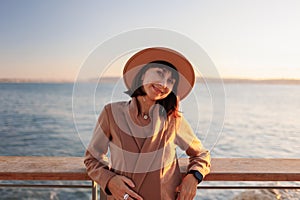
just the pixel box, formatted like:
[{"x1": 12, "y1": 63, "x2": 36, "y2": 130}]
[
  {"x1": 0, "y1": 156, "x2": 300, "y2": 181},
  {"x1": 180, "y1": 158, "x2": 300, "y2": 181},
  {"x1": 0, "y1": 156, "x2": 89, "y2": 180}
]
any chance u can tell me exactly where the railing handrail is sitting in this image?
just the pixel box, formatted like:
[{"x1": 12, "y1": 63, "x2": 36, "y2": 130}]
[
  {"x1": 0, "y1": 156, "x2": 88, "y2": 180},
  {"x1": 1, "y1": 156, "x2": 299, "y2": 200},
  {"x1": 1, "y1": 156, "x2": 300, "y2": 182},
  {"x1": 181, "y1": 157, "x2": 300, "y2": 181}
]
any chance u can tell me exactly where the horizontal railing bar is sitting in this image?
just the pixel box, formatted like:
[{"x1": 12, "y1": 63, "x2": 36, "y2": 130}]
[
  {"x1": 0, "y1": 184, "x2": 92, "y2": 189},
  {"x1": 197, "y1": 186, "x2": 300, "y2": 189},
  {"x1": 1, "y1": 157, "x2": 299, "y2": 181},
  {"x1": 1, "y1": 184, "x2": 299, "y2": 190}
]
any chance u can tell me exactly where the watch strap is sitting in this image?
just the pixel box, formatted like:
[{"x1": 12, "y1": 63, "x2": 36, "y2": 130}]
[{"x1": 187, "y1": 170, "x2": 203, "y2": 183}]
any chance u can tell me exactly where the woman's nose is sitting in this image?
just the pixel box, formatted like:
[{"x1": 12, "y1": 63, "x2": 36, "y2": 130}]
[{"x1": 159, "y1": 78, "x2": 168, "y2": 88}]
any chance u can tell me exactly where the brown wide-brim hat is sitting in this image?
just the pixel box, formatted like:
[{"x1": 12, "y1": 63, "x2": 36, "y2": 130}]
[{"x1": 123, "y1": 47, "x2": 195, "y2": 100}]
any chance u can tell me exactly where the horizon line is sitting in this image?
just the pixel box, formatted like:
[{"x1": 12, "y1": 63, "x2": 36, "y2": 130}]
[{"x1": 1, "y1": 77, "x2": 300, "y2": 85}]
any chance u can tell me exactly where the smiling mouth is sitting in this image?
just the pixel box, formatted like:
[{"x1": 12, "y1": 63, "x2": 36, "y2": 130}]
[{"x1": 152, "y1": 84, "x2": 164, "y2": 94}]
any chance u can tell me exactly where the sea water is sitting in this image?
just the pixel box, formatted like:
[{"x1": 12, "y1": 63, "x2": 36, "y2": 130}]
[{"x1": 0, "y1": 82, "x2": 299, "y2": 199}]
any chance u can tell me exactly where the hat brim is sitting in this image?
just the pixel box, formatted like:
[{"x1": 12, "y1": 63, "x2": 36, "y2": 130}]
[{"x1": 123, "y1": 47, "x2": 195, "y2": 100}]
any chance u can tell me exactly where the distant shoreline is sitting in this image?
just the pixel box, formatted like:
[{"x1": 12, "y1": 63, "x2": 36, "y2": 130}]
[{"x1": 1, "y1": 77, "x2": 300, "y2": 85}]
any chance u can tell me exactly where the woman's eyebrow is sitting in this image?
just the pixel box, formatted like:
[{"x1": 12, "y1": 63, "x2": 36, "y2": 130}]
[{"x1": 161, "y1": 68, "x2": 172, "y2": 74}]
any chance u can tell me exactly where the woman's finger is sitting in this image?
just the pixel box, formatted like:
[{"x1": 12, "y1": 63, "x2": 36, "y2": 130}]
[
  {"x1": 178, "y1": 190, "x2": 195, "y2": 200},
  {"x1": 126, "y1": 188, "x2": 143, "y2": 200},
  {"x1": 120, "y1": 176, "x2": 135, "y2": 188},
  {"x1": 118, "y1": 176, "x2": 143, "y2": 200}
]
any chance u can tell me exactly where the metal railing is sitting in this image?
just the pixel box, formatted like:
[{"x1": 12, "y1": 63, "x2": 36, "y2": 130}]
[{"x1": 0, "y1": 156, "x2": 299, "y2": 199}]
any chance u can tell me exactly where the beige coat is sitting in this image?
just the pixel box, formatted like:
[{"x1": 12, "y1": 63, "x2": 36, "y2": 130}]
[{"x1": 84, "y1": 97, "x2": 211, "y2": 200}]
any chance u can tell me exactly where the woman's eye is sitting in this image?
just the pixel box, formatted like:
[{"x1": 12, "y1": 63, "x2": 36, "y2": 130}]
[
  {"x1": 168, "y1": 79, "x2": 175, "y2": 84},
  {"x1": 156, "y1": 70, "x2": 163, "y2": 77}
]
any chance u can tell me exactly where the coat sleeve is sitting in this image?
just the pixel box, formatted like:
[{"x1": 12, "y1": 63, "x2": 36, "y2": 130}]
[
  {"x1": 174, "y1": 116, "x2": 211, "y2": 177},
  {"x1": 84, "y1": 106, "x2": 116, "y2": 195}
]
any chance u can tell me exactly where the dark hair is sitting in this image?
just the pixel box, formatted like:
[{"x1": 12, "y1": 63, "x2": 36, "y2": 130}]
[{"x1": 125, "y1": 60, "x2": 180, "y2": 118}]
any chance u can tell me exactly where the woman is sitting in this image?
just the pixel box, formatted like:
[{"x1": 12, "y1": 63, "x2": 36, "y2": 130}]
[{"x1": 84, "y1": 47, "x2": 211, "y2": 200}]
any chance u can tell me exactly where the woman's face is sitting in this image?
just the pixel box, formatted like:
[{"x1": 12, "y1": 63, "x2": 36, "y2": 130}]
[{"x1": 142, "y1": 67, "x2": 176, "y2": 101}]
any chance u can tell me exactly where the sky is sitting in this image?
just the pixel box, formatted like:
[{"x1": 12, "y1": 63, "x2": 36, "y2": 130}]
[{"x1": 1, "y1": 0, "x2": 300, "y2": 81}]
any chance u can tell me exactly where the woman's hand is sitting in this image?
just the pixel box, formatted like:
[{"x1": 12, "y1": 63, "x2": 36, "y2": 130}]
[
  {"x1": 176, "y1": 174, "x2": 198, "y2": 200},
  {"x1": 107, "y1": 175, "x2": 143, "y2": 200}
]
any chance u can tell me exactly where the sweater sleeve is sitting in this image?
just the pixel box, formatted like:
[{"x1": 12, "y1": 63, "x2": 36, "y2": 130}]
[
  {"x1": 84, "y1": 106, "x2": 116, "y2": 195},
  {"x1": 174, "y1": 116, "x2": 211, "y2": 177}
]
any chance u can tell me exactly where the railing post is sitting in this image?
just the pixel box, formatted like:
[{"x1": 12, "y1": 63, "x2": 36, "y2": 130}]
[
  {"x1": 92, "y1": 180, "x2": 98, "y2": 200},
  {"x1": 100, "y1": 188, "x2": 107, "y2": 200}
]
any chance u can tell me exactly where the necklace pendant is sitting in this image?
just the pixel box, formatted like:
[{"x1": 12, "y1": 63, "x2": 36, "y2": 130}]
[{"x1": 143, "y1": 114, "x2": 149, "y2": 120}]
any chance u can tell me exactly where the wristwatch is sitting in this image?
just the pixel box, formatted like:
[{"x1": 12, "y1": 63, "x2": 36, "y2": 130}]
[{"x1": 187, "y1": 170, "x2": 203, "y2": 183}]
